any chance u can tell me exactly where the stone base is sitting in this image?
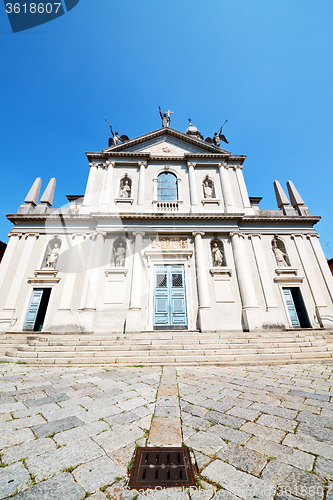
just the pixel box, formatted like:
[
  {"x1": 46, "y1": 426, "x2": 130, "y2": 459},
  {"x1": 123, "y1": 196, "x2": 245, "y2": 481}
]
[
  {"x1": 316, "y1": 306, "x2": 333, "y2": 330},
  {"x1": 198, "y1": 307, "x2": 215, "y2": 331},
  {"x1": 125, "y1": 309, "x2": 142, "y2": 333},
  {"x1": 242, "y1": 307, "x2": 262, "y2": 331}
]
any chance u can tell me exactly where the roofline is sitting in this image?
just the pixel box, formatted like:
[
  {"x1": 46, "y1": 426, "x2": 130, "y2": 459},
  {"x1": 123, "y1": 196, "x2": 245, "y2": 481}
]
[{"x1": 87, "y1": 127, "x2": 233, "y2": 157}]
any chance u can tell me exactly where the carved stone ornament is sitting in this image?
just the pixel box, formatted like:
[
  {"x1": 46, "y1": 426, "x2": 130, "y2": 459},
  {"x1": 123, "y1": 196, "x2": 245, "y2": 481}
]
[{"x1": 151, "y1": 237, "x2": 188, "y2": 249}]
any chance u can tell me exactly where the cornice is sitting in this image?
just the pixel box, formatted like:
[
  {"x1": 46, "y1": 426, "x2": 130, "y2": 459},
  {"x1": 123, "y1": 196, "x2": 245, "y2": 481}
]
[{"x1": 6, "y1": 212, "x2": 321, "y2": 224}]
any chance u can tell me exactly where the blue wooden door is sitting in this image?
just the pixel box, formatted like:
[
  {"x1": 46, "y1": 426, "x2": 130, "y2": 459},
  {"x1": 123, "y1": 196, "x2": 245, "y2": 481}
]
[
  {"x1": 154, "y1": 265, "x2": 187, "y2": 328},
  {"x1": 24, "y1": 289, "x2": 44, "y2": 331},
  {"x1": 283, "y1": 287, "x2": 301, "y2": 327}
]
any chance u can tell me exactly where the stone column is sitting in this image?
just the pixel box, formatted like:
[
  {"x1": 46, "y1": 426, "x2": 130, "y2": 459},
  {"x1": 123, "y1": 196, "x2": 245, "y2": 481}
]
[
  {"x1": 0, "y1": 233, "x2": 22, "y2": 292},
  {"x1": 192, "y1": 231, "x2": 215, "y2": 331},
  {"x1": 235, "y1": 166, "x2": 253, "y2": 214},
  {"x1": 307, "y1": 233, "x2": 333, "y2": 303},
  {"x1": 101, "y1": 161, "x2": 115, "y2": 211},
  {"x1": 230, "y1": 232, "x2": 262, "y2": 331},
  {"x1": 80, "y1": 162, "x2": 99, "y2": 213},
  {"x1": 293, "y1": 234, "x2": 329, "y2": 328},
  {"x1": 187, "y1": 162, "x2": 198, "y2": 207},
  {"x1": 126, "y1": 232, "x2": 145, "y2": 332},
  {"x1": 137, "y1": 161, "x2": 147, "y2": 206},
  {"x1": 4, "y1": 233, "x2": 39, "y2": 312},
  {"x1": 218, "y1": 163, "x2": 235, "y2": 213},
  {"x1": 249, "y1": 234, "x2": 284, "y2": 327}
]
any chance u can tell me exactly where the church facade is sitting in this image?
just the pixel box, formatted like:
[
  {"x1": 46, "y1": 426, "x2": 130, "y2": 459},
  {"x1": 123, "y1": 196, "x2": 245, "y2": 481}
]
[{"x1": 1, "y1": 125, "x2": 333, "y2": 335}]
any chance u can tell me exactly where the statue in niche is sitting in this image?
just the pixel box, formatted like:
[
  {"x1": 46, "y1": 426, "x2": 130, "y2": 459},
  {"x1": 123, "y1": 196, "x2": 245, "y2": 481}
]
[
  {"x1": 272, "y1": 238, "x2": 290, "y2": 267},
  {"x1": 113, "y1": 240, "x2": 126, "y2": 267},
  {"x1": 45, "y1": 242, "x2": 60, "y2": 269},
  {"x1": 203, "y1": 177, "x2": 215, "y2": 198},
  {"x1": 120, "y1": 178, "x2": 131, "y2": 198},
  {"x1": 211, "y1": 241, "x2": 225, "y2": 267}
]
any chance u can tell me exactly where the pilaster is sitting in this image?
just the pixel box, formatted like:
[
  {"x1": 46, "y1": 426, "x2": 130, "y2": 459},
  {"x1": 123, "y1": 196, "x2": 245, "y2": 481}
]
[
  {"x1": 137, "y1": 161, "x2": 147, "y2": 206},
  {"x1": 218, "y1": 163, "x2": 235, "y2": 213},
  {"x1": 192, "y1": 231, "x2": 215, "y2": 331},
  {"x1": 126, "y1": 231, "x2": 145, "y2": 332}
]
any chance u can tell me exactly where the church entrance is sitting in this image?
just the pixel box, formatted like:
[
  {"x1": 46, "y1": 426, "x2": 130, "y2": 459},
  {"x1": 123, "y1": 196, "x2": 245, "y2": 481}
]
[
  {"x1": 153, "y1": 264, "x2": 187, "y2": 330},
  {"x1": 283, "y1": 287, "x2": 311, "y2": 328},
  {"x1": 23, "y1": 288, "x2": 51, "y2": 331}
]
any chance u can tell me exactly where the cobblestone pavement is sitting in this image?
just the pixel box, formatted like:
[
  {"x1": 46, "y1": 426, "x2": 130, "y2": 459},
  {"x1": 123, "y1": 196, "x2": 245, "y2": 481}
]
[{"x1": 0, "y1": 362, "x2": 333, "y2": 499}]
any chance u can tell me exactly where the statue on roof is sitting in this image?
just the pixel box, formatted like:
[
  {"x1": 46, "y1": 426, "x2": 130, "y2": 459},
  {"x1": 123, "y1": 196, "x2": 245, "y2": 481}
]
[
  {"x1": 205, "y1": 120, "x2": 229, "y2": 147},
  {"x1": 105, "y1": 119, "x2": 129, "y2": 147},
  {"x1": 159, "y1": 107, "x2": 173, "y2": 128}
]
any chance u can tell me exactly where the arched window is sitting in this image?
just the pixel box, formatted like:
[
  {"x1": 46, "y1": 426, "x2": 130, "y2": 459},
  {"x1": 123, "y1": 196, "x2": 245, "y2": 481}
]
[{"x1": 157, "y1": 172, "x2": 178, "y2": 201}]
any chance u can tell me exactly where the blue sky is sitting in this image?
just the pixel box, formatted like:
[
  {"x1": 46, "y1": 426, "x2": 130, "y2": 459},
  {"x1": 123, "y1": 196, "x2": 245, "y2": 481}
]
[{"x1": 1, "y1": 0, "x2": 332, "y2": 256}]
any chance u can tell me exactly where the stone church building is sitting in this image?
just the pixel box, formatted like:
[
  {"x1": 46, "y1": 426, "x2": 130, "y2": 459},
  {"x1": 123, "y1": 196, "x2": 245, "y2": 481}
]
[{"x1": 1, "y1": 124, "x2": 333, "y2": 337}]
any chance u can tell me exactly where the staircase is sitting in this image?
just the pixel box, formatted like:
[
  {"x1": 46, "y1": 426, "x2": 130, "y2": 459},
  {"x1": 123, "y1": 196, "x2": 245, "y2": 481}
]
[{"x1": 2, "y1": 330, "x2": 333, "y2": 366}]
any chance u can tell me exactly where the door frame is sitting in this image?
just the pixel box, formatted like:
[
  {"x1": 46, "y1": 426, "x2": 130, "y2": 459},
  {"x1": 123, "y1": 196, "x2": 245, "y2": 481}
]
[
  {"x1": 280, "y1": 284, "x2": 312, "y2": 329},
  {"x1": 153, "y1": 264, "x2": 188, "y2": 330},
  {"x1": 145, "y1": 251, "x2": 194, "y2": 331}
]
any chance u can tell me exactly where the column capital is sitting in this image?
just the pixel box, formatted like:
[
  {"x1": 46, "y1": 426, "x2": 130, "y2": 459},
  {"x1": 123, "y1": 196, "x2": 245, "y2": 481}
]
[
  {"x1": 138, "y1": 161, "x2": 147, "y2": 168},
  {"x1": 192, "y1": 231, "x2": 205, "y2": 237},
  {"x1": 248, "y1": 233, "x2": 262, "y2": 239},
  {"x1": 105, "y1": 160, "x2": 116, "y2": 168},
  {"x1": 8, "y1": 232, "x2": 22, "y2": 239},
  {"x1": 291, "y1": 233, "x2": 304, "y2": 239},
  {"x1": 89, "y1": 231, "x2": 106, "y2": 240},
  {"x1": 218, "y1": 162, "x2": 228, "y2": 169},
  {"x1": 89, "y1": 162, "x2": 102, "y2": 169},
  {"x1": 229, "y1": 231, "x2": 244, "y2": 238},
  {"x1": 306, "y1": 233, "x2": 320, "y2": 239},
  {"x1": 25, "y1": 232, "x2": 39, "y2": 239},
  {"x1": 234, "y1": 163, "x2": 243, "y2": 170},
  {"x1": 187, "y1": 162, "x2": 197, "y2": 168},
  {"x1": 133, "y1": 231, "x2": 145, "y2": 237},
  {"x1": 72, "y1": 232, "x2": 87, "y2": 240}
]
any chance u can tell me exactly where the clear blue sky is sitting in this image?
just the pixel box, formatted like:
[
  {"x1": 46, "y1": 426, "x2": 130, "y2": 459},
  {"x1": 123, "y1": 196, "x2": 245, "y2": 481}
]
[{"x1": 1, "y1": 0, "x2": 332, "y2": 256}]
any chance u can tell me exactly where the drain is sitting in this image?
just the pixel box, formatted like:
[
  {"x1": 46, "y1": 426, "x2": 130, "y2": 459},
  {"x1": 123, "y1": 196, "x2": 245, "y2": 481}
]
[{"x1": 128, "y1": 447, "x2": 196, "y2": 489}]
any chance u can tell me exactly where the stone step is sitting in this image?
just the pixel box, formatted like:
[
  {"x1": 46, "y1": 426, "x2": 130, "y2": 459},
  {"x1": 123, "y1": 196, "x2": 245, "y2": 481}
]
[{"x1": 4, "y1": 351, "x2": 333, "y2": 366}]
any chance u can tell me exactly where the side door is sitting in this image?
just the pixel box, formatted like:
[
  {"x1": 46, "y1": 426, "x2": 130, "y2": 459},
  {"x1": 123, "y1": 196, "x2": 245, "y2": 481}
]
[{"x1": 24, "y1": 289, "x2": 44, "y2": 331}]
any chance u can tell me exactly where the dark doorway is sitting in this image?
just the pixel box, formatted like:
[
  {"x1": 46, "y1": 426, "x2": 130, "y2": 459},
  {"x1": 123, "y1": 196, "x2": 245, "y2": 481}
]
[
  {"x1": 24, "y1": 288, "x2": 52, "y2": 331},
  {"x1": 283, "y1": 287, "x2": 311, "y2": 328}
]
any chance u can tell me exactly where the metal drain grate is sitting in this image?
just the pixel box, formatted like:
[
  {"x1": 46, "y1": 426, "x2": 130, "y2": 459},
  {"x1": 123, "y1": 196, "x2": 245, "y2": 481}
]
[{"x1": 128, "y1": 447, "x2": 196, "y2": 489}]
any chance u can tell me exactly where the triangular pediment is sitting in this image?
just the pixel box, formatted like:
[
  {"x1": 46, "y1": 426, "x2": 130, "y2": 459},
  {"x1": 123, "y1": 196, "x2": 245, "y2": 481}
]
[{"x1": 102, "y1": 128, "x2": 230, "y2": 156}]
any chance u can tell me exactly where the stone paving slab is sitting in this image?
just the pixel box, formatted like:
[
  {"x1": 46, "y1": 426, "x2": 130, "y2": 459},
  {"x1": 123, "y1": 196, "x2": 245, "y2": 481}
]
[
  {"x1": 0, "y1": 461, "x2": 31, "y2": 500},
  {"x1": 0, "y1": 362, "x2": 333, "y2": 499},
  {"x1": 72, "y1": 455, "x2": 125, "y2": 492},
  {"x1": 8, "y1": 472, "x2": 85, "y2": 500},
  {"x1": 32, "y1": 415, "x2": 84, "y2": 438},
  {"x1": 202, "y1": 459, "x2": 276, "y2": 500},
  {"x1": 26, "y1": 437, "x2": 104, "y2": 482},
  {"x1": 2, "y1": 437, "x2": 56, "y2": 465}
]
